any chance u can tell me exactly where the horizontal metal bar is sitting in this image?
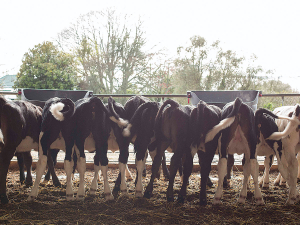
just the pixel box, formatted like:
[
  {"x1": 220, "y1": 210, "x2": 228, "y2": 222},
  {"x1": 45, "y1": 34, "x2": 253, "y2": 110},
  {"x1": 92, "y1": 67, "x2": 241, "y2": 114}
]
[{"x1": 2, "y1": 91, "x2": 300, "y2": 99}]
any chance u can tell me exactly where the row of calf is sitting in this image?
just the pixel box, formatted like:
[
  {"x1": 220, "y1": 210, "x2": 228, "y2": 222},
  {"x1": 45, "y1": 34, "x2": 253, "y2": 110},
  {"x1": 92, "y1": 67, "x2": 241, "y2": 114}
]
[{"x1": 0, "y1": 95, "x2": 300, "y2": 206}]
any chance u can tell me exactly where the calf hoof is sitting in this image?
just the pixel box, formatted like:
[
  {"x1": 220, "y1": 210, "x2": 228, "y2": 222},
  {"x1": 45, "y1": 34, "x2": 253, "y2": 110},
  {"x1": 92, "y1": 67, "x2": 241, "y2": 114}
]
[
  {"x1": 167, "y1": 195, "x2": 174, "y2": 202},
  {"x1": 279, "y1": 182, "x2": 287, "y2": 187},
  {"x1": 143, "y1": 190, "x2": 152, "y2": 199},
  {"x1": 120, "y1": 189, "x2": 128, "y2": 196},
  {"x1": 66, "y1": 194, "x2": 74, "y2": 201},
  {"x1": 27, "y1": 195, "x2": 36, "y2": 202},
  {"x1": 44, "y1": 174, "x2": 50, "y2": 181},
  {"x1": 104, "y1": 193, "x2": 114, "y2": 201},
  {"x1": 207, "y1": 180, "x2": 213, "y2": 188},
  {"x1": 223, "y1": 180, "x2": 230, "y2": 189},
  {"x1": 199, "y1": 198, "x2": 207, "y2": 206},
  {"x1": 53, "y1": 180, "x2": 62, "y2": 188},
  {"x1": 77, "y1": 195, "x2": 85, "y2": 201},
  {"x1": 255, "y1": 197, "x2": 265, "y2": 206},
  {"x1": 20, "y1": 177, "x2": 26, "y2": 184},
  {"x1": 238, "y1": 195, "x2": 246, "y2": 204},
  {"x1": 212, "y1": 197, "x2": 221, "y2": 205},
  {"x1": 25, "y1": 180, "x2": 33, "y2": 187},
  {"x1": 262, "y1": 184, "x2": 269, "y2": 189},
  {"x1": 177, "y1": 194, "x2": 185, "y2": 204},
  {"x1": 135, "y1": 191, "x2": 143, "y2": 198},
  {"x1": 0, "y1": 194, "x2": 9, "y2": 204},
  {"x1": 89, "y1": 189, "x2": 97, "y2": 195}
]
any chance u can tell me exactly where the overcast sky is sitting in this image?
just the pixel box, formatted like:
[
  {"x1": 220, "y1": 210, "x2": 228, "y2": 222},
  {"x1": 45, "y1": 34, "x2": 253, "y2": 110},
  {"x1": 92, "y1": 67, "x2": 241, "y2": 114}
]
[{"x1": 1, "y1": 0, "x2": 299, "y2": 90}]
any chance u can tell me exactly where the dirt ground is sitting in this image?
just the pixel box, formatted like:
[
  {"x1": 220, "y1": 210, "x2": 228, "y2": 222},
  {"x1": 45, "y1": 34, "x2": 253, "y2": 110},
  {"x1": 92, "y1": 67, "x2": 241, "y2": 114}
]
[{"x1": 1, "y1": 168, "x2": 300, "y2": 224}]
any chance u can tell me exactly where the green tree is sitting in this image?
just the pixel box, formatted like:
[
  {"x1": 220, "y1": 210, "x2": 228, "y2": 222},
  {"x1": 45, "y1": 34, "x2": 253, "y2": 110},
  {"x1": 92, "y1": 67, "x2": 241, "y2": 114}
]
[
  {"x1": 172, "y1": 36, "x2": 266, "y2": 93},
  {"x1": 14, "y1": 41, "x2": 77, "y2": 89},
  {"x1": 173, "y1": 35, "x2": 209, "y2": 94}
]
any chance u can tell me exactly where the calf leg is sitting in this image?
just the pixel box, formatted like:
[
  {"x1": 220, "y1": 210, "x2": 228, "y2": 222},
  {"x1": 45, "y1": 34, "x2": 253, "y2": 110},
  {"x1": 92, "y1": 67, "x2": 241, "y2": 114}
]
[
  {"x1": 64, "y1": 158, "x2": 75, "y2": 201},
  {"x1": 23, "y1": 151, "x2": 33, "y2": 186},
  {"x1": 162, "y1": 153, "x2": 170, "y2": 180},
  {"x1": 284, "y1": 150, "x2": 299, "y2": 204},
  {"x1": 250, "y1": 158, "x2": 264, "y2": 205},
  {"x1": 45, "y1": 149, "x2": 61, "y2": 187},
  {"x1": 28, "y1": 151, "x2": 47, "y2": 201},
  {"x1": 260, "y1": 155, "x2": 273, "y2": 189},
  {"x1": 166, "y1": 148, "x2": 183, "y2": 202},
  {"x1": 178, "y1": 151, "x2": 193, "y2": 203},
  {"x1": 199, "y1": 140, "x2": 218, "y2": 206},
  {"x1": 0, "y1": 148, "x2": 15, "y2": 204},
  {"x1": 75, "y1": 147, "x2": 86, "y2": 201},
  {"x1": 213, "y1": 157, "x2": 227, "y2": 205},
  {"x1": 223, "y1": 154, "x2": 234, "y2": 188},
  {"x1": 237, "y1": 159, "x2": 250, "y2": 204},
  {"x1": 16, "y1": 153, "x2": 25, "y2": 184},
  {"x1": 98, "y1": 144, "x2": 114, "y2": 201},
  {"x1": 135, "y1": 152, "x2": 148, "y2": 197},
  {"x1": 297, "y1": 153, "x2": 300, "y2": 182},
  {"x1": 144, "y1": 141, "x2": 169, "y2": 199}
]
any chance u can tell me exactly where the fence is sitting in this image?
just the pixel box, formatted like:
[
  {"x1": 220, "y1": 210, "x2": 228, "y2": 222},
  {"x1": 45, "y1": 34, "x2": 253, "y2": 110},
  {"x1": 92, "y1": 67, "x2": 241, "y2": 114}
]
[
  {"x1": 2, "y1": 91, "x2": 300, "y2": 106},
  {"x1": 2, "y1": 91, "x2": 300, "y2": 170}
]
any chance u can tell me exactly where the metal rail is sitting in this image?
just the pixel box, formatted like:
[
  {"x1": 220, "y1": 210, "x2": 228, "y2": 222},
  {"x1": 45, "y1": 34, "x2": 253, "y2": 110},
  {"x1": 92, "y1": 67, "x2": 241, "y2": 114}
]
[{"x1": 2, "y1": 91, "x2": 300, "y2": 99}]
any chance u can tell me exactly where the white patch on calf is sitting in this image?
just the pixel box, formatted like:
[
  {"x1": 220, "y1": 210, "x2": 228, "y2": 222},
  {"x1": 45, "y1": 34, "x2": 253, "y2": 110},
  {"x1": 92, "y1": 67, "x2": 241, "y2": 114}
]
[
  {"x1": 227, "y1": 125, "x2": 250, "y2": 157},
  {"x1": 122, "y1": 124, "x2": 132, "y2": 137},
  {"x1": 50, "y1": 131, "x2": 66, "y2": 151},
  {"x1": 50, "y1": 102, "x2": 65, "y2": 121},
  {"x1": 84, "y1": 132, "x2": 96, "y2": 152},
  {"x1": 191, "y1": 145, "x2": 198, "y2": 157},
  {"x1": 16, "y1": 136, "x2": 39, "y2": 152},
  {"x1": 256, "y1": 132, "x2": 274, "y2": 157},
  {"x1": 107, "y1": 128, "x2": 119, "y2": 152}
]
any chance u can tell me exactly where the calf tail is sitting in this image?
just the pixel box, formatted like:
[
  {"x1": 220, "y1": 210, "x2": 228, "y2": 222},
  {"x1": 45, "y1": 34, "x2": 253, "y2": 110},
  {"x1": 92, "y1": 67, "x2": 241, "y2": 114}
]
[
  {"x1": 194, "y1": 101, "x2": 206, "y2": 144},
  {"x1": 50, "y1": 98, "x2": 75, "y2": 121},
  {"x1": 256, "y1": 108, "x2": 300, "y2": 124},
  {"x1": 107, "y1": 96, "x2": 128, "y2": 127},
  {"x1": 267, "y1": 105, "x2": 300, "y2": 141},
  {"x1": 123, "y1": 102, "x2": 158, "y2": 137},
  {"x1": 154, "y1": 99, "x2": 180, "y2": 137},
  {"x1": 205, "y1": 97, "x2": 242, "y2": 143}
]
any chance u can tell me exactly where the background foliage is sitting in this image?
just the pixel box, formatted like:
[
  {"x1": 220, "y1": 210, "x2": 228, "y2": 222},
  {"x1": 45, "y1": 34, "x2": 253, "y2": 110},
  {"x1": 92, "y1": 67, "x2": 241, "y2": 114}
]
[
  {"x1": 13, "y1": 9, "x2": 298, "y2": 108},
  {"x1": 14, "y1": 41, "x2": 77, "y2": 90}
]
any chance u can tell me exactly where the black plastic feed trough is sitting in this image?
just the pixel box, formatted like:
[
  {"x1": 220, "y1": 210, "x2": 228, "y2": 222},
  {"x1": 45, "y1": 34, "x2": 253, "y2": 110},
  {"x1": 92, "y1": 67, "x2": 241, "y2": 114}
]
[
  {"x1": 18, "y1": 88, "x2": 93, "y2": 108},
  {"x1": 187, "y1": 90, "x2": 261, "y2": 111}
]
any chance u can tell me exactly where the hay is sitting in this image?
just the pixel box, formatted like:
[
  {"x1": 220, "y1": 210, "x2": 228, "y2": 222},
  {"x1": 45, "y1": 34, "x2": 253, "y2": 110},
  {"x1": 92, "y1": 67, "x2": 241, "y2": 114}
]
[{"x1": 1, "y1": 168, "x2": 300, "y2": 224}]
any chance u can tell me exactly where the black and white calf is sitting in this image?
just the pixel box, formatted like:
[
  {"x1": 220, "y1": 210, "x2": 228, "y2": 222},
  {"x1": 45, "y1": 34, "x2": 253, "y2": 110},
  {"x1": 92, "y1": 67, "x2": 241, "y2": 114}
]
[
  {"x1": 74, "y1": 96, "x2": 128, "y2": 201},
  {"x1": 143, "y1": 99, "x2": 193, "y2": 202},
  {"x1": 107, "y1": 96, "x2": 158, "y2": 195},
  {"x1": 205, "y1": 97, "x2": 264, "y2": 205},
  {"x1": 28, "y1": 97, "x2": 76, "y2": 201},
  {"x1": 254, "y1": 108, "x2": 299, "y2": 189},
  {"x1": 121, "y1": 101, "x2": 161, "y2": 197},
  {"x1": 0, "y1": 96, "x2": 42, "y2": 204},
  {"x1": 256, "y1": 105, "x2": 300, "y2": 204},
  {"x1": 28, "y1": 96, "x2": 127, "y2": 201},
  {"x1": 186, "y1": 100, "x2": 221, "y2": 205}
]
